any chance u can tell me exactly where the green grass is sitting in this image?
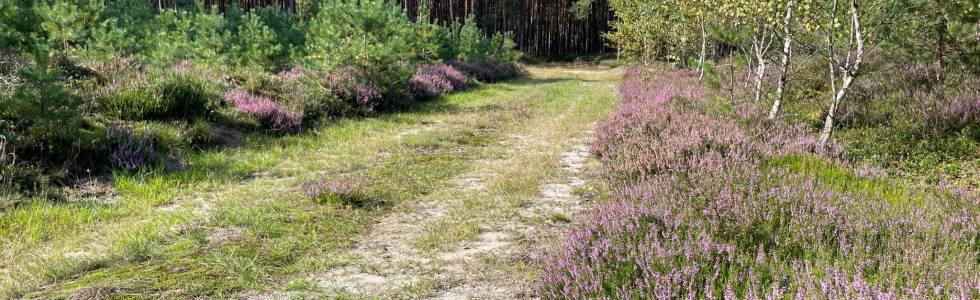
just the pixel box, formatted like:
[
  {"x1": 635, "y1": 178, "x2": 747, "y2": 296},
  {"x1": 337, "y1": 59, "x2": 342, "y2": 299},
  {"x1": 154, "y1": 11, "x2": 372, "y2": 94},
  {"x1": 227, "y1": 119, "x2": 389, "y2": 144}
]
[
  {"x1": 2, "y1": 65, "x2": 623, "y2": 298},
  {"x1": 764, "y1": 153, "x2": 962, "y2": 209}
]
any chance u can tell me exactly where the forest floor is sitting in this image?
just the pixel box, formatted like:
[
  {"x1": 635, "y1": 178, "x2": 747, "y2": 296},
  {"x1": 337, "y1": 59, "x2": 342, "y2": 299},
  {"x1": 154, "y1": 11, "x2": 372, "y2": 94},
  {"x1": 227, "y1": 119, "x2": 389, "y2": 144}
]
[{"x1": 2, "y1": 64, "x2": 622, "y2": 299}]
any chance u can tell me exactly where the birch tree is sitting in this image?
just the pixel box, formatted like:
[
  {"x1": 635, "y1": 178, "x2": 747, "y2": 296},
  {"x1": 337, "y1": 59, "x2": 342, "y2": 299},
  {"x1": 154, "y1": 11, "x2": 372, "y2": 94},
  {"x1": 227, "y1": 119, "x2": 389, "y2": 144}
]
[
  {"x1": 678, "y1": 0, "x2": 716, "y2": 80},
  {"x1": 720, "y1": 0, "x2": 781, "y2": 102},
  {"x1": 768, "y1": 0, "x2": 797, "y2": 119},
  {"x1": 818, "y1": 0, "x2": 865, "y2": 146}
]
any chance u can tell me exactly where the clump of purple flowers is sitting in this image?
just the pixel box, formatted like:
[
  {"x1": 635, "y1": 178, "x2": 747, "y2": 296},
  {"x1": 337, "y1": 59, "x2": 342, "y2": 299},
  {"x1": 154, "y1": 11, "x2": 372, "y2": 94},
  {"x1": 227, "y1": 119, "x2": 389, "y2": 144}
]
[
  {"x1": 928, "y1": 89, "x2": 980, "y2": 134},
  {"x1": 407, "y1": 64, "x2": 468, "y2": 99},
  {"x1": 323, "y1": 68, "x2": 383, "y2": 109},
  {"x1": 106, "y1": 125, "x2": 156, "y2": 171},
  {"x1": 224, "y1": 88, "x2": 302, "y2": 134},
  {"x1": 538, "y1": 66, "x2": 980, "y2": 299}
]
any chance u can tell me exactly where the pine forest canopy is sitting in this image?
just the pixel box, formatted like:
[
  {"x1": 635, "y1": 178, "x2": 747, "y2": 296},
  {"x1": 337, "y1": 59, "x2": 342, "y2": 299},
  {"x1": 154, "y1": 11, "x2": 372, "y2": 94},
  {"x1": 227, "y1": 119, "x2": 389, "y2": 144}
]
[{"x1": 141, "y1": 0, "x2": 616, "y2": 57}]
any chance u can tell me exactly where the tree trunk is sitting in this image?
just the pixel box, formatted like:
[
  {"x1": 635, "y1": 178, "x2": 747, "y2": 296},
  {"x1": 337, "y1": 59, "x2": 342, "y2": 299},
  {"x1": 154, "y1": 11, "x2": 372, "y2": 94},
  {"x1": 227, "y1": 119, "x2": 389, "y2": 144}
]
[
  {"x1": 698, "y1": 19, "x2": 707, "y2": 80},
  {"x1": 769, "y1": 0, "x2": 795, "y2": 119},
  {"x1": 935, "y1": 13, "x2": 946, "y2": 82},
  {"x1": 753, "y1": 37, "x2": 767, "y2": 102},
  {"x1": 729, "y1": 49, "x2": 736, "y2": 102},
  {"x1": 819, "y1": 0, "x2": 864, "y2": 147}
]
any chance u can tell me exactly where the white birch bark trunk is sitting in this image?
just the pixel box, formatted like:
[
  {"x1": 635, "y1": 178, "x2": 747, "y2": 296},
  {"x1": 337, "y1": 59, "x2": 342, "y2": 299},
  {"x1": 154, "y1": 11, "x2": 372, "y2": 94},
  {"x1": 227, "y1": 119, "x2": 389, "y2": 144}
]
[
  {"x1": 754, "y1": 54, "x2": 766, "y2": 101},
  {"x1": 698, "y1": 20, "x2": 707, "y2": 80},
  {"x1": 769, "y1": 0, "x2": 795, "y2": 119},
  {"x1": 819, "y1": 0, "x2": 864, "y2": 146}
]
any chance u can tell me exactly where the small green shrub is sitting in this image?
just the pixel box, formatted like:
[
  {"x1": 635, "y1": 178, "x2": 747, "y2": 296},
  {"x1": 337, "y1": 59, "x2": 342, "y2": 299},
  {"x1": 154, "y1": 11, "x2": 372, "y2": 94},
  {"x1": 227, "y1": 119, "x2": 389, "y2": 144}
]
[
  {"x1": 95, "y1": 72, "x2": 215, "y2": 121},
  {"x1": 232, "y1": 12, "x2": 281, "y2": 69},
  {"x1": 437, "y1": 16, "x2": 522, "y2": 64},
  {"x1": 154, "y1": 72, "x2": 216, "y2": 120},
  {"x1": 185, "y1": 120, "x2": 219, "y2": 149},
  {"x1": 0, "y1": 53, "x2": 81, "y2": 161},
  {"x1": 305, "y1": 0, "x2": 422, "y2": 93},
  {"x1": 94, "y1": 84, "x2": 157, "y2": 120}
]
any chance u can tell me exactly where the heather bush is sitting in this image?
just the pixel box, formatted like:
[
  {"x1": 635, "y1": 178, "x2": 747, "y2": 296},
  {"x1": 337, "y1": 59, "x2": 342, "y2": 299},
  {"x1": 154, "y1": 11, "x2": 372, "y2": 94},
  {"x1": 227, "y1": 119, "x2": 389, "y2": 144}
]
[
  {"x1": 317, "y1": 68, "x2": 384, "y2": 110},
  {"x1": 407, "y1": 64, "x2": 468, "y2": 99},
  {"x1": 94, "y1": 83, "x2": 158, "y2": 120},
  {"x1": 224, "y1": 88, "x2": 302, "y2": 134},
  {"x1": 539, "y1": 66, "x2": 980, "y2": 299},
  {"x1": 105, "y1": 125, "x2": 156, "y2": 172},
  {"x1": 154, "y1": 72, "x2": 217, "y2": 120},
  {"x1": 924, "y1": 87, "x2": 980, "y2": 135}
]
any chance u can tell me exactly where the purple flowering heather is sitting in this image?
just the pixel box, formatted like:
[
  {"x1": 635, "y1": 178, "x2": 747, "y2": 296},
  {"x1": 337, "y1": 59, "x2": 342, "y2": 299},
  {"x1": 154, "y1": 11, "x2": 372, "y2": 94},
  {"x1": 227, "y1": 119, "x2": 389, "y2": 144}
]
[
  {"x1": 106, "y1": 125, "x2": 155, "y2": 171},
  {"x1": 224, "y1": 89, "x2": 302, "y2": 134},
  {"x1": 932, "y1": 89, "x2": 980, "y2": 133},
  {"x1": 538, "y1": 66, "x2": 980, "y2": 299},
  {"x1": 407, "y1": 64, "x2": 468, "y2": 98},
  {"x1": 323, "y1": 68, "x2": 383, "y2": 109}
]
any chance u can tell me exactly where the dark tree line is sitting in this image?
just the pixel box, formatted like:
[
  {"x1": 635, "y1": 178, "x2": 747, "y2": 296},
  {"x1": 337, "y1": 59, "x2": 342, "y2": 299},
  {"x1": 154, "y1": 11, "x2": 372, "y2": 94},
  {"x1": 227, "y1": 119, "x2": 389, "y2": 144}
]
[
  {"x1": 144, "y1": 0, "x2": 615, "y2": 57},
  {"x1": 145, "y1": 0, "x2": 297, "y2": 12},
  {"x1": 397, "y1": 0, "x2": 615, "y2": 57}
]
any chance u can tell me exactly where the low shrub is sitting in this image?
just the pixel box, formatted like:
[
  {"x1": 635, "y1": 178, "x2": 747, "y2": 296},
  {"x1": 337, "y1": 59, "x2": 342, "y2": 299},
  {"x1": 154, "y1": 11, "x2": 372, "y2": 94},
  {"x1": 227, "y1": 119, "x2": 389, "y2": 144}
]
[
  {"x1": 320, "y1": 68, "x2": 383, "y2": 110},
  {"x1": 407, "y1": 64, "x2": 468, "y2": 99},
  {"x1": 925, "y1": 88, "x2": 980, "y2": 135},
  {"x1": 448, "y1": 60, "x2": 525, "y2": 82},
  {"x1": 155, "y1": 72, "x2": 216, "y2": 120},
  {"x1": 223, "y1": 88, "x2": 302, "y2": 134},
  {"x1": 94, "y1": 71, "x2": 217, "y2": 121},
  {"x1": 94, "y1": 83, "x2": 158, "y2": 120},
  {"x1": 105, "y1": 125, "x2": 156, "y2": 172}
]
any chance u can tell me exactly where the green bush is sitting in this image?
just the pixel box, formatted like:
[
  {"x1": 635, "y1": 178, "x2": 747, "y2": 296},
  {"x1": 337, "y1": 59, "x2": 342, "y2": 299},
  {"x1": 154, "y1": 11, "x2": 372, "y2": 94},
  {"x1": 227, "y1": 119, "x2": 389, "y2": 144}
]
[
  {"x1": 0, "y1": 53, "x2": 81, "y2": 161},
  {"x1": 155, "y1": 72, "x2": 216, "y2": 120},
  {"x1": 305, "y1": 0, "x2": 423, "y2": 91},
  {"x1": 437, "y1": 16, "x2": 522, "y2": 64},
  {"x1": 94, "y1": 72, "x2": 216, "y2": 121},
  {"x1": 95, "y1": 84, "x2": 155, "y2": 119},
  {"x1": 0, "y1": 0, "x2": 43, "y2": 52},
  {"x1": 232, "y1": 12, "x2": 281, "y2": 69}
]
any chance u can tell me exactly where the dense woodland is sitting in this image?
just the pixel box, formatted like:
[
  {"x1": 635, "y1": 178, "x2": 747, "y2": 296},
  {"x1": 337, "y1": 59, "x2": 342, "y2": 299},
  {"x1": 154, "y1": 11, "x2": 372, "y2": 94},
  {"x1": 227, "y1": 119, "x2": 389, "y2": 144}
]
[
  {"x1": 143, "y1": 0, "x2": 615, "y2": 57},
  {"x1": 398, "y1": 0, "x2": 615, "y2": 57}
]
